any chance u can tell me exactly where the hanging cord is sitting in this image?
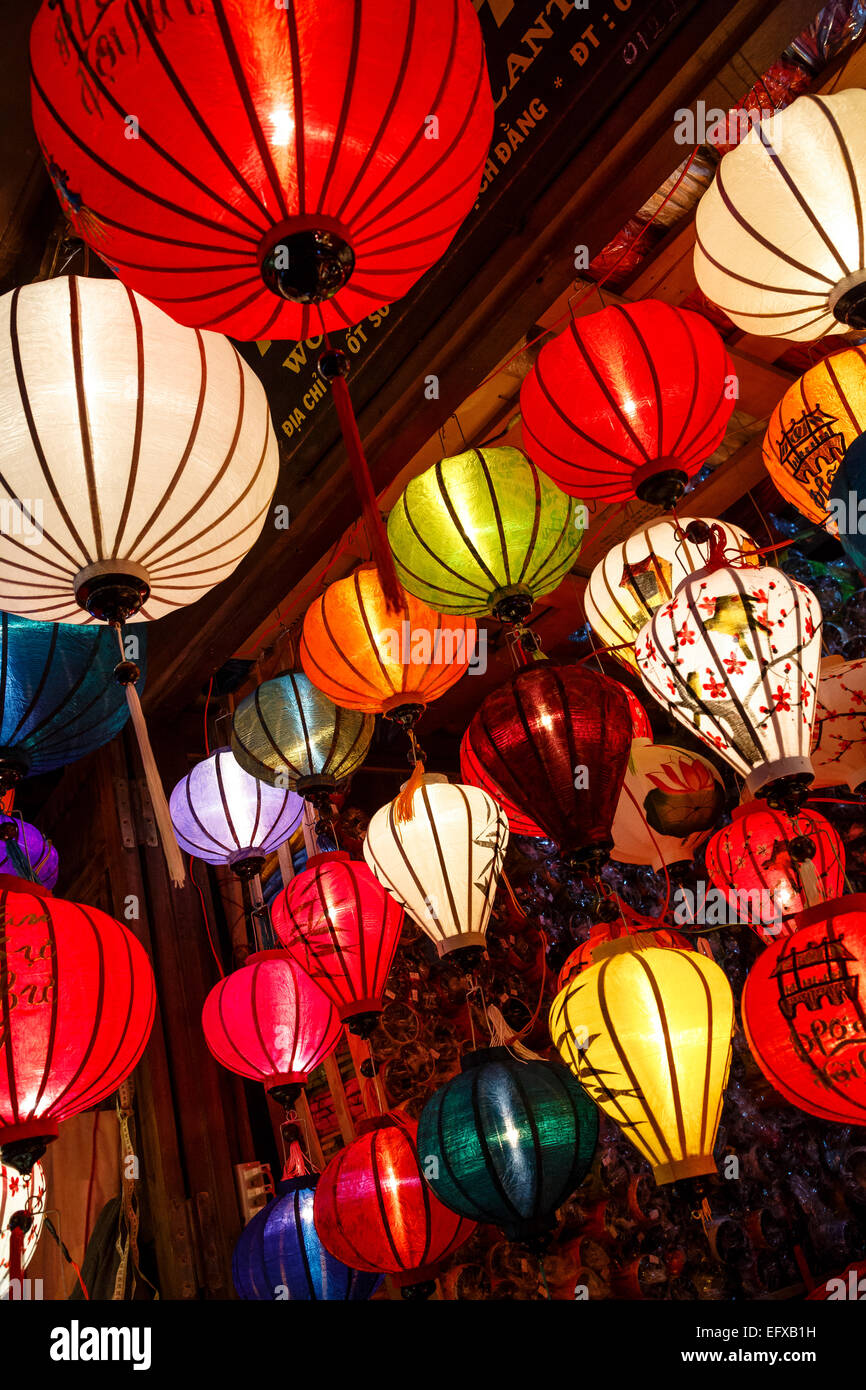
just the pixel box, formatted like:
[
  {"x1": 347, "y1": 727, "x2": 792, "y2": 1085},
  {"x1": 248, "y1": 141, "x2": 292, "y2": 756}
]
[
  {"x1": 366, "y1": 1037, "x2": 387, "y2": 1115},
  {"x1": 44, "y1": 1215, "x2": 90, "y2": 1299},
  {"x1": 192, "y1": 860, "x2": 225, "y2": 977},
  {"x1": 501, "y1": 871, "x2": 527, "y2": 918},
  {"x1": 539, "y1": 1256, "x2": 553, "y2": 1300},
  {"x1": 486, "y1": 1004, "x2": 545, "y2": 1062},
  {"x1": 393, "y1": 727, "x2": 425, "y2": 825},
  {"x1": 112, "y1": 624, "x2": 186, "y2": 889},
  {"x1": 83, "y1": 1109, "x2": 101, "y2": 1252},
  {"x1": 203, "y1": 675, "x2": 213, "y2": 755}
]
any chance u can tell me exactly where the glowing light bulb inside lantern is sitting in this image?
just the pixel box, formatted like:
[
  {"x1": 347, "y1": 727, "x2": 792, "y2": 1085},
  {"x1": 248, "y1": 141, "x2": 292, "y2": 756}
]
[{"x1": 270, "y1": 108, "x2": 294, "y2": 146}]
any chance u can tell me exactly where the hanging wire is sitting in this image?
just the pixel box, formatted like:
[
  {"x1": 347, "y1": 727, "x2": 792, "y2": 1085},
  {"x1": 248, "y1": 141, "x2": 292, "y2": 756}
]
[
  {"x1": 203, "y1": 675, "x2": 214, "y2": 756},
  {"x1": 192, "y1": 860, "x2": 226, "y2": 977}
]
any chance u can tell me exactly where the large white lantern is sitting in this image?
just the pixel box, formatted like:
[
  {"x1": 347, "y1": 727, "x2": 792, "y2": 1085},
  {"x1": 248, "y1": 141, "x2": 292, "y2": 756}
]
[
  {"x1": 585, "y1": 516, "x2": 760, "y2": 673},
  {"x1": 634, "y1": 545, "x2": 822, "y2": 805},
  {"x1": 695, "y1": 91, "x2": 866, "y2": 340},
  {"x1": 0, "y1": 276, "x2": 279, "y2": 623},
  {"x1": 363, "y1": 774, "x2": 509, "y2": 958}
]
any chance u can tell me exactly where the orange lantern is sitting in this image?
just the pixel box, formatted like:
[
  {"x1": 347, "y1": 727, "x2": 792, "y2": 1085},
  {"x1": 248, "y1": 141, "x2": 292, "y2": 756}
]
[
  {"x1": 300, "y1": 564, "x2": 476, "y2": 723},
  {"x1": 762, "y1": 346, "x2": 866, "y2": 525}
]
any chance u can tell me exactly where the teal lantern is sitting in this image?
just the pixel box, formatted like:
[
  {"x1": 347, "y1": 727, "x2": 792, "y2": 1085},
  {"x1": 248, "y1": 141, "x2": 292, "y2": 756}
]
[
  {"x1": 829, "y1": 432, "x2": 866, "y2": 569},
  {"x1": 231, "y1": 670, "x2": 373, "y2": 795},
  {"x1": 417, "y1": 1047, "x2": 598, "y2": 1245}
]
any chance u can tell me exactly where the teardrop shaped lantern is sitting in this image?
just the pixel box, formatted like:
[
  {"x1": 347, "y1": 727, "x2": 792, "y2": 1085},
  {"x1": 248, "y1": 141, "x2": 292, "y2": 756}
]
[
  {"x1": 585, "y1": 516, "x2": 760, "y2": 673},
  {"x1": 706, "y1": 802, "x2": 845, "y2": 945},
  {"x1": 550, "y1": 941, "x2": 734, "y2": 1185},
  {"x1": 463, "y1": 663, "x2": 632, "y2": 871},
  {"x1": 233, "y1": 1172, "x2": 381, "y2": 1302},
  {"x1": 557, "y1": 912, "x2": 692, "y2": 992},
  {"x1": 0, "y1": 1159, "x2": 45, "y2": 1299},
  {"x1": 313, "y1": 1112, "x2": 474, "y2": 1295},
  {"x1": 387, "y1": 446, "x2": 585, "y2": 625},
  {"x1": 0, "y1": 876, "x2": 156, "y2": 1173},
  {"x1": 0, "y1": 818, "x2": 58, "y2": 889},
  {"x1": 231, "y1": 671, "x2": 374, "y2": 796},
  {"x1": 301, "y1": 565, "x2": 476, "y2": 723},
  {"x1": 811, "y1": 655, "x2": 866, "y2": 793},
  {"x1": 271, "y1": 852, "x2": 404, "y2": 1037},
  {"x1": 611, "y1": 738, "x2": 725, "y2": 872},
  {"x1": 201, "y1": 950, "x2": 341, "y2": 1109},
  {"x1": 520, "y1": 300, "x2": 735, "y2": 506},
  {"x1": 169, "y1": 749, "x2": 303, "y2": 879},
  {"x1": 417, "y1": 1048, "x2": 598, "y2": 1244},
  {"x1": 364, "y1": 775, "x2": 508, "y2": 959},
  {"x1": 0, "y1": 277, "x2": 278, "y2": 624},
  {"x1": 742, "y1": 895, "x2": 866, "y2": 1125},
  {"x1": 31, "y1": 0, "x2": 493, "y2": 342},
  {"x1": 695, "y1": 92, "x2": 866, "y2": 339},
  {"x1": 0, "y1": 614, "x2": 146, "y2": 792},
  {"x1": 458, "y1": 727, "x2": 544, "y2": 838},
  {"x1": 764, "y1": 346, "x2": 866, "y2": 524},
  {"x1": 635, "y1": 542, "x2": 823, "y2": 810}
]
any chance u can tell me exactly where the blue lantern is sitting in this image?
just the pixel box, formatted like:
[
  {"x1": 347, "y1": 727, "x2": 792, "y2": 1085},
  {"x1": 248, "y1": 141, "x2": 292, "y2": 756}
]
[{"x1": 232, "y1": 1175, "x2": 382, "y2": 1301}]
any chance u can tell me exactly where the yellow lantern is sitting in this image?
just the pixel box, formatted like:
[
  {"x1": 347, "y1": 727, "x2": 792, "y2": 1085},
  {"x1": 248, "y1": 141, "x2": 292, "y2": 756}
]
[
  {"x1": 763, "y1": 346, "x2": 866, "y2": 525},
  {"x1": 584, "y1": 517, "x2": 760, "y2": 673},
  {"x1": 695, "y1": 91, "x2": 866, "y2": 340},
  {"x1": 549, "y1": 941, "x2": 734, "y2": 1185}
]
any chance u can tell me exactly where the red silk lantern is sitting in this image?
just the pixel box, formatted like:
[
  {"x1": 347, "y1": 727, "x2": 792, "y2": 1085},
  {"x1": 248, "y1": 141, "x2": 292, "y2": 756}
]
[
  {"x1": 30, "y1": 0, "x2": 493, "y2": 343},
  {"x1": 520, "y1": 300, "x2": 735, "y2": 505},
  {"x1": 557, "y1": 913, "x2": 692, "y2": 992},
  {"x1": 271, "y1": 852, "x2": 403, "y2": 1037},
  {"x1": 0, "y1": 876, "x2": 156, "y2": 1173},
  {"x1": 706, "y1": 803, "x2": 845, "y2": 945},
  {"x1": 742, "y1": 895, "x2": 866, "y2": 1125},
  {"x1": 463, "y1": 662, "x2": 633, "y2": 870},
  {"x1": 201, "y1": 949, "x2": 341, "y2": 1108},
  {"x1": 314, "y1": 1111, "x2": 474, "y2": 1290}
]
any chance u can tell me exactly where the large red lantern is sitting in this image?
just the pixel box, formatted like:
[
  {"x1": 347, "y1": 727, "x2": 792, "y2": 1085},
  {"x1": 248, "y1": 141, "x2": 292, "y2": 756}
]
[
  {"x1": 742, "y1": 896, "x2": 866, "y2": 1125},
  {"x1": 314, "y1": 1111, "x2": 474, "y2": 1294},
  {"x1": 463, "y1": 663, "x2": 633, "y2": 870},
  {"x1": 0, "y1": 877, "x2": 156, "y2": 1173},
  {"x1": 30, "y1": 0, "x2": 493, "y2": 343},
  {"x1": 706, "y1": 803, "x2": 845, "y2": 946},
  {"x1": 557, "y1": 912, "x2": 692, "y2": 992},
  {"x1": 201, "y1": 950, "x2": 341, "y2": 1108},
  {"x1": 271, "y1": 852, "x2": 403, "y2": 1038},
  {"x1": 520, "y1": 300, "x2": 735, "y2": 505}
]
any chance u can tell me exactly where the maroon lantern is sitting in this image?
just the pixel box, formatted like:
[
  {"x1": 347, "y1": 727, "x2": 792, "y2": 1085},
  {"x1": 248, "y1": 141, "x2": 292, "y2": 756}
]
[{"x1": 463, "y1": 663, "x2": 633, "y2": 871}]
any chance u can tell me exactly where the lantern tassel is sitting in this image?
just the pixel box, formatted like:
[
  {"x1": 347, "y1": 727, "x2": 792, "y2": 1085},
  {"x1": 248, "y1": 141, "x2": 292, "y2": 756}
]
[
  {"x1": 798, "y1": 857, "x2": 824, "y2": 909},
  {"x1": 123, "y1": 681, "x2": 186, "y2": 889},
  {"x1": 486, "y1": 1004, "x2": 544, "y2": 1062},
  {"x1": 9, "y1": 1221, "x2": 24, "y2": 1289},
  {"x1": 394, "y1": 730, "x2": 425, "y2": 825},
  {"x1": 327, "y1": 373, "x2": 404, "y2": 615}
]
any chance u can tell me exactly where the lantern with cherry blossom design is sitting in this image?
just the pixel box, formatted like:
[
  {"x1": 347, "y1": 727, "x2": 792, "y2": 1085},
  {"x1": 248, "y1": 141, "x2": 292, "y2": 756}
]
[
  {"x1": 0, "y1": 1160, "x2": 45, "y2": 1298},
  {"x1": 635, "y1": 543, "x2": 823, "y2": 810},
  {"x1": 611, "y1": 738, "x2": 725, "y2": 872},
  {"x1": 810, "y1": 655, "x2": 866, "y2": 794}
]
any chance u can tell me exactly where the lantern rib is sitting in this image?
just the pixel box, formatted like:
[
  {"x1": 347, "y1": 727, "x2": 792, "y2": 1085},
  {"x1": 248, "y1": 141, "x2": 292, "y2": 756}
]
[
  {"x1": 313, "y1": 0, "x2": 364, "y2": 218},
  {"x1": 678, "y1": 949, "x2": 716, "y2": 1157},
  {"x1": 515, "y1": 457, "x2": 543, "y2": 587},
  {"x1": 145, "y1": 500, "x2": 275, "y2": 577},
  {"x1": 370, "y1": 1128, "x2": 409, "y2": 1269},
  {"x1": 714, "y1": 162, "x2": 840, "y2": 287},
  {"x1": 396, "y1": 488, "x2": 490, "y2": 602},
  {"x1": 571, "y1": 310, "x2": 652, "y2": 463},
  {"x1": 421, "y1": 785, "x2": 463, "y2": 939},
  {"x1": 596, "y1": 956, "x2": 674, "y2": 1167},
  {"x1": 524, "y1": 502, "x2": 573, "y2": 592},
  {"x1": 469, "y1": 1066, "x2": 523, "y2": 1222},
  {"x1": 35, "y1": 903, "x2": 103, "y2": 1120},
  {"x1": 108, "y1": 287, "x2": 146, "y2": 562},
  {"x1": 632, "y1": 952, "x2": 689, "y2": 1161},
  {"x1": 437, "y1": 455, "x2": 503, "y2": 591},
  {"x1": 508, "y1": 1068, "x2": 545, "y2": 1224},
  {"x1": 758, "y1": 99, "x2": 854, "y2": 279}
]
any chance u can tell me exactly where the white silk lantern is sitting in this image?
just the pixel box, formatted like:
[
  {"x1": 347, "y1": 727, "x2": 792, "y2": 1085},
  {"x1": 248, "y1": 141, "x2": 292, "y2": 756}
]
[
  {"x1": 811, "y1": 654, "x2": 866, "y2": 793},
  {"x1": 635, "y1": 542, "x2": 822, "y2": 804},
  {"x1": 0, "y1": 1160, "x2": 45, "y2": 1298},
  {"x1": 363, "y1": 774, "x2": 509, "y2": 958},
  {"x1": 611, "y1": 738, "x2": 725, "y2": 872},
  {"x1": 695, "y1": 91, "x2": 866, "y2": 340},
  {"x1": 0, "y1": 276, "x2": 279, "y2": 624}
]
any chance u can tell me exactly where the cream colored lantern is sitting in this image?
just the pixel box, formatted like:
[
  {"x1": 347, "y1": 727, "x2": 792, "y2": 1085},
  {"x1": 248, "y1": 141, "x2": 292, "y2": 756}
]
[{"x1": 810, "y1": 654, "x2": 866, "y2": 793}]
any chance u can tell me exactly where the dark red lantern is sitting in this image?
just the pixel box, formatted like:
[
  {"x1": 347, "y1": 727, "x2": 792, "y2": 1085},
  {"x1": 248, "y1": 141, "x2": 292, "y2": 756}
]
[
  {"x1": 271, "y1": 852, "x2": 403, "y2": 1038},
  {"x1": 201, "y1": 949, "x2": 341, "y2": 1108},
  {"x1": 30, "y1": 1, "x2": 493, "y2": 343},
  {"x1": 314, "y1": 1111, "x2": 474, "y2": 1295},
  {"x1": 463, "y1": 662, "x2": 633, "y2": 871},
  {"x1": 0, "y1": 876, "x2": 156, "y2": 1173},
  {"x1": 742, "y1": 895, "x2": 866, "y2": 1125},
  {"x1": 556, "y1": 912, "x2": 692, "y2": 992},
  {"x1": 706, "y1": 803, "x2": 844, "y2": 945},
  {"x1": 459, "y1": 727, "x2": 544, "y2": 838},
  {"x1": 520, "y1": 300, "x2": 735, "y2": 505}
]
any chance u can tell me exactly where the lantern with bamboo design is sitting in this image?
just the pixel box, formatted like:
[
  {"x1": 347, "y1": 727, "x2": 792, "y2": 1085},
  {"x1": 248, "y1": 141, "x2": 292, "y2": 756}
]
[
  {"x1": 519, "y1": 300, "x2": 735, "y2": 506},
  {"x1": 763, "y1": 346, "x2": 866, "y2": 525},
  {"x1": 271, "y1": 851, "x2": 404, "y2": 1037},
  {"x1": 742, "y1": 895, "x2": 866, "y2": 1125},
  {"x1": 550, "y1": 939, "x2": 734, "y2": 1186},
  {"x1": 417, "y1": 1047, "x2": 598, "y2": 1245},
  {"x1": 611, "y1": 738, "x2": 725, "y2": 872},
  {"x1": 810, "y1": 655, "x2": 866, "y2": 794},
  {"x1": 585, "y1": 516, "x2": 760, "y2": 674},
  {"x1": 363, "y1": 774, "x2": 508, "y2": 960},
  {"x1": 695, "y1": 92, "x2": 866, "y2": 340},
  {"x1": 387, "y1": 446, "x2": 585, "y2": 627},
  {"x1": 635, "y1": 535, "x2": 823, "y2": 811},
  {"x1": 201, "y1": 950, "x2": 341, "y2": 1110},
  {"x1": 462, "y1": 662, "x2": 632, "y2": 871},
  {"x1": 706, "y1": 802, "x2": 845, "y2": 945}
]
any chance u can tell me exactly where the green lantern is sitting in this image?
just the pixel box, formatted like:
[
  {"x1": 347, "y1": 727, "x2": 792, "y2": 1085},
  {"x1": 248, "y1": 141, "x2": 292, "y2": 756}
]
[
  {"x1": 387, "y1": 446, "x2": 585, "y2": 623},
  {"x1": 417, "y1": 1046, "x2": 598, "y2": 1245},
  {"x1": 231, "y1": 670, "x2": 374, "y2": 795}
]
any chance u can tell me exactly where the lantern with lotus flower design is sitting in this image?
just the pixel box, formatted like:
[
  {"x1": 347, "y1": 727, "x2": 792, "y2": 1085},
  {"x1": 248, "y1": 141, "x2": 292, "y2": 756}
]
[{"x1": 611, "y1": 739, "x2": 725, "y2": 872}]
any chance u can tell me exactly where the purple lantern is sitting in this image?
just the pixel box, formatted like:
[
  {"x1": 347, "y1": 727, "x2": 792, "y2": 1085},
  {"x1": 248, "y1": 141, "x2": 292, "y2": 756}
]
[
  {"x1": 169, "y1": 748, "x2": 303, "y2": 877},
  {"x1": 0, "y1": 816, "x2": 58, "y2": 889}
]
